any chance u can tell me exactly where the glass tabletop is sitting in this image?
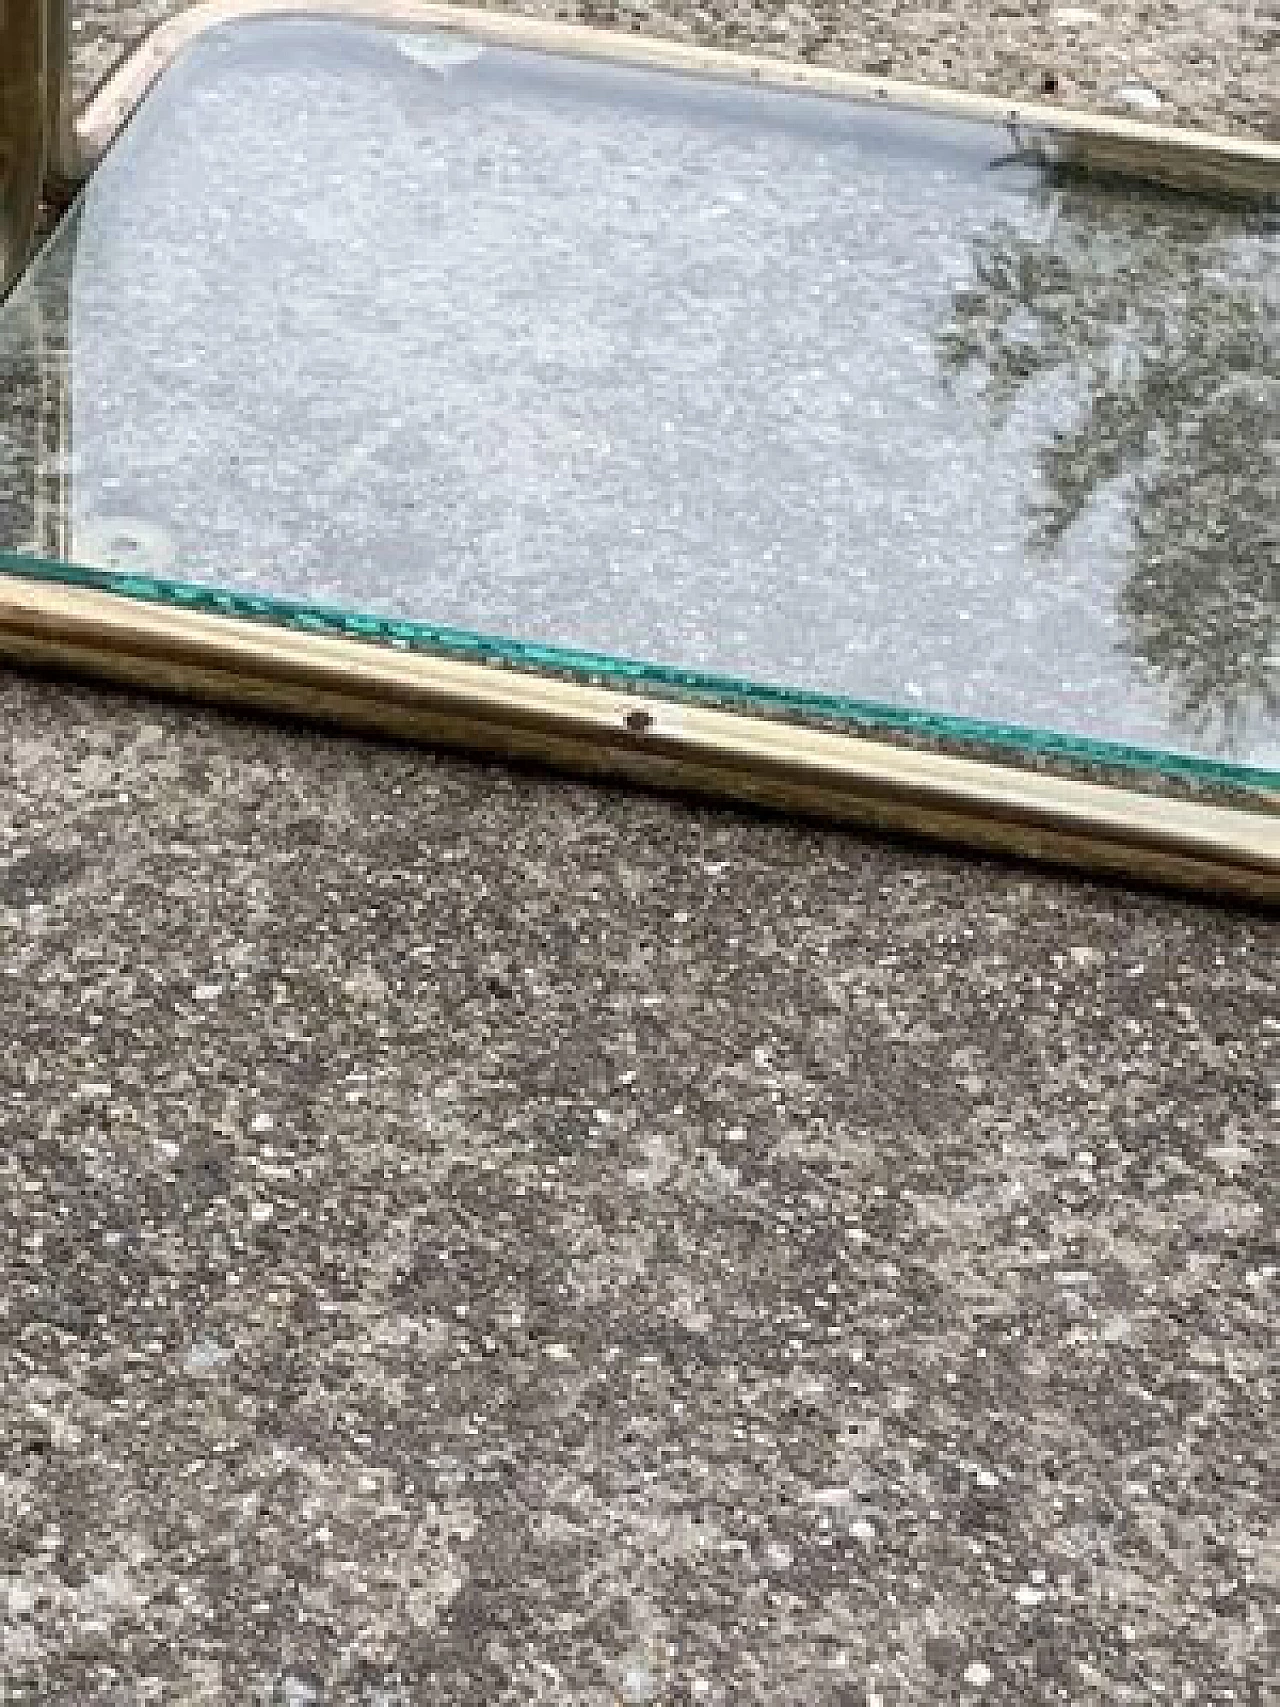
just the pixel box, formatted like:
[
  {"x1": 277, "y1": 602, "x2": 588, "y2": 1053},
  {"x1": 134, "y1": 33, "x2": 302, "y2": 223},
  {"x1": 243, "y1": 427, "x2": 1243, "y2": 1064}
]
[{"x1": 0, "y1": 15, "x2": 1276, "y2": 791}]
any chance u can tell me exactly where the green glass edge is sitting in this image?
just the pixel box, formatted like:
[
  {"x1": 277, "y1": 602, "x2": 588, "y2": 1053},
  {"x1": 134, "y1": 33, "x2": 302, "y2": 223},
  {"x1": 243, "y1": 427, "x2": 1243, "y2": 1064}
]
[{"x1": 2, "y1": 548, "x2": 1276, "y2": 794}]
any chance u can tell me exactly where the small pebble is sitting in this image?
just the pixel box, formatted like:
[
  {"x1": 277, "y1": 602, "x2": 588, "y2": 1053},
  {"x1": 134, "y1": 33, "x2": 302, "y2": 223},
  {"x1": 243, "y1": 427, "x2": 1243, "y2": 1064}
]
[
  {"x1": 622, "y1": 1667, "x2": 656, "y2": 1703},
  {"x1": 1115, "y1": 83, "x2": 1162, "y2": 110},
  {"x1": 183, "y1": 1339, "x2": 231, "y2": 1376}
]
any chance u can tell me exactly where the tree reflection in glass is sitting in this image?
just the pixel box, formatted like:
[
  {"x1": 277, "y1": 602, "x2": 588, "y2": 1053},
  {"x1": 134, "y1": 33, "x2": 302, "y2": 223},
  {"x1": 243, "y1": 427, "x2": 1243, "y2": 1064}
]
[{"x1": 936, "y1": 171, "x2": 1278, "y2": 757}]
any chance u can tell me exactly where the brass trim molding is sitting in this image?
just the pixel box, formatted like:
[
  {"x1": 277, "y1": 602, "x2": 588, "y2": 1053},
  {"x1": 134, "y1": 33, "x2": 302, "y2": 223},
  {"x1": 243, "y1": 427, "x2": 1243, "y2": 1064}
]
[
  {"x1": 76, "y1": 0, "x2": 1280, "y2": 197},
  {"x1": 1, "y1": 574, "x2": 1275, "y2": 902},
  {"x1": 7, "y1": 0, "x2": 1278, "y2": 294},
  {"x1": 0, "y1": 0, "x2": 47, "y2": 300}
]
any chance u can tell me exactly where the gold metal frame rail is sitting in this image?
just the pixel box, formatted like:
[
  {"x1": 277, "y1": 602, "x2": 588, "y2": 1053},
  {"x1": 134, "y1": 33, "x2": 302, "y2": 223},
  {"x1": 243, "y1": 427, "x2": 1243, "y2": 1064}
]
[
  {"x1": 7, "y1": 0, "x2": 1280, "y2": 303},
  {"x1": 1, "y1": 574, "x2": 1275, "y2": 902}
]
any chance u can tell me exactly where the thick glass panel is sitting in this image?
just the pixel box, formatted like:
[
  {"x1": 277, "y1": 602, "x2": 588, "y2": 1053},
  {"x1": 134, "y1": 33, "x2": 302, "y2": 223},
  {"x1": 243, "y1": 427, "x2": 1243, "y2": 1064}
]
[{"x1": 0, "y1": 17, "x2": 1276, "y2": 787}]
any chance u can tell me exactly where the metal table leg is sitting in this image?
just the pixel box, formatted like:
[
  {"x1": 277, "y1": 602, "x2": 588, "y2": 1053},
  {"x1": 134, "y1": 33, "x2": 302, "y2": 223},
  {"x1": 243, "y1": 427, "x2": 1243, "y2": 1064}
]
[{"x1": 0, "y1": 0, "x2": 47, "y2": 299}]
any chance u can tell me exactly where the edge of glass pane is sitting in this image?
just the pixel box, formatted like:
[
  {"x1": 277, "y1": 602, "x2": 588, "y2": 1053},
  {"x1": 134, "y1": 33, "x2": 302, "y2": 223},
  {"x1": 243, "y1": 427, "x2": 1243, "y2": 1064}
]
[
  {"x1": 3, "y1": 551, "x2": 1275, "y2": 797},
  {"x1": 71, "y1": 1, "x2": 1280, "y2": 204}
]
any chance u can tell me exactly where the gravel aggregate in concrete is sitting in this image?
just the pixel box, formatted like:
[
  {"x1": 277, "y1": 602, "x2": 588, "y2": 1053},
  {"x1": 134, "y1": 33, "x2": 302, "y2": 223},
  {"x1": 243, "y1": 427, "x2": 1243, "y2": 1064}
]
[
  {"x1": 2, "y1": 668, "x2": 1276, "y2": 1705},
  {"x1": 3, "y1": 3, "x2": 1278, "y2": 1703}
]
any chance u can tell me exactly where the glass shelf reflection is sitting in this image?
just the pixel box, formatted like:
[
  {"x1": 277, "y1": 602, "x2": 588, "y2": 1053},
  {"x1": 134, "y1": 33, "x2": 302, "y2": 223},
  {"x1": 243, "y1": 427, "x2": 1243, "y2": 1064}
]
[{"x1": 0, "y1": 16, "x2": 1276, "y2": 790}]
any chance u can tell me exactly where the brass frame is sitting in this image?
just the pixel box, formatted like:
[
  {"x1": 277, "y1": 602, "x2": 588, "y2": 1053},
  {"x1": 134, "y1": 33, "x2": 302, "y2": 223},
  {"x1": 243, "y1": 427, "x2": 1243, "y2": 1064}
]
[
  {"x1": 0, "y1": 0, "x2": 1277, "y2": 900},
  {"x1": 1, "y1": 575, "x2": 1275, "y2": 902},
  {"x1": 0, "y1": 0, "x2": 47, "y2": 300},
  {"x1": 56, "y1": 0, "x2": 1280, "y2": 195},
  {"x1": 7, "y1": 0, "x2": 1279, "y2": 296}
]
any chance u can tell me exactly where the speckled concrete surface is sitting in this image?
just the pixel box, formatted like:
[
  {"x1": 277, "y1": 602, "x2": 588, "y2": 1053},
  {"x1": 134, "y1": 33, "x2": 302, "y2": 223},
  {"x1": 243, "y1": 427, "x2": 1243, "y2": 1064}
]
[
  {"x1": 2, "y1": 667, "x2": 1277, "y2": 1707},
  {"x1": 3, "y1": 3, "x2": 1279, "y2": 1704}
]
